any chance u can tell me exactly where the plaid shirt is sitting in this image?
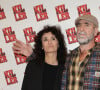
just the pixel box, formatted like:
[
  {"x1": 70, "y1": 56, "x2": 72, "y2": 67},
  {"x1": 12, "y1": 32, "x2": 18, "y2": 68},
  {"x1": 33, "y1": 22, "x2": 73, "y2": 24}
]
[
  {"x1": 61, "y1": 43, "x2": 100, "y2": 90},
  {"x1": 68, "y1": 49, "x2": 91, "y2": 90}
]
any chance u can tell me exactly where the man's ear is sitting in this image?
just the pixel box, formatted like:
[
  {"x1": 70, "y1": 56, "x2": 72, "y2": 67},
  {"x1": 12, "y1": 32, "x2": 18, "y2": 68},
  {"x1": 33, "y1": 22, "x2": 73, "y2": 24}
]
[{"x1": 94, "y1": 27, "x2": 99, "y2": 36}]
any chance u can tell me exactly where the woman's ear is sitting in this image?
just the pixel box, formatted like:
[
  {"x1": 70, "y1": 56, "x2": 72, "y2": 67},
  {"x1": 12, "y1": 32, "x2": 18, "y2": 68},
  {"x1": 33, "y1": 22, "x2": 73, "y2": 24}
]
[{"x1": 57, "y1": 44, "x2": 59, "y2": 48}]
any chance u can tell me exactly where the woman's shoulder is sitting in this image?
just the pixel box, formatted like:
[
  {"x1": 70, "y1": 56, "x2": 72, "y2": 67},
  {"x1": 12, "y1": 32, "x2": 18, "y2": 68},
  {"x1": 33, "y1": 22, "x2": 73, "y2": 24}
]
[{"x1": 26, "y1": 59, "x2": 43, "y2": 68}]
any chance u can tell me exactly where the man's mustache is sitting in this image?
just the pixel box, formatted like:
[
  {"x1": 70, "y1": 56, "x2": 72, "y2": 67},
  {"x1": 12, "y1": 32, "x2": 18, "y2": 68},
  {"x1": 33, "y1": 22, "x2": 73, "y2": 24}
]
[{"x1": 77, "y1": 32, "x2": 86, "y2": 35}]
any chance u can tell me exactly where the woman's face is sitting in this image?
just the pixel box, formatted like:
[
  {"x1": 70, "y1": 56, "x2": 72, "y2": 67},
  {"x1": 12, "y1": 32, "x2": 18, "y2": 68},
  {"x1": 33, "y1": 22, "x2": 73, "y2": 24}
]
[{"x1": 41, "y1": 32, "x2": 59, "y2": 53}]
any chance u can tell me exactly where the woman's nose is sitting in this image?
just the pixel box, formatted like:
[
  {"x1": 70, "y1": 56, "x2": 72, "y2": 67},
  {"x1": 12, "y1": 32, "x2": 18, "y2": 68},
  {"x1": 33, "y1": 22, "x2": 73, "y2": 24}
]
[{"x1": 48, "y1": 39, "x2": 52, "y2": 44}]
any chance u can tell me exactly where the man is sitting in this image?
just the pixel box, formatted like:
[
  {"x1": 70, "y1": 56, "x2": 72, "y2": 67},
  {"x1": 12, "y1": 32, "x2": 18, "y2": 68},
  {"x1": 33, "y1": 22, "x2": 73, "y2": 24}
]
[{"x1": 61, "y1": 14, "x2": 100, "y2": 90}]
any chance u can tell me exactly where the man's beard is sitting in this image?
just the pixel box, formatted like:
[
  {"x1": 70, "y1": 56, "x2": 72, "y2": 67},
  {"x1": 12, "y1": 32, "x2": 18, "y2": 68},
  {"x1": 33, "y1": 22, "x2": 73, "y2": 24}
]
[{"x1": 77, "y1": 31, "x2": 94, "y2": 45}]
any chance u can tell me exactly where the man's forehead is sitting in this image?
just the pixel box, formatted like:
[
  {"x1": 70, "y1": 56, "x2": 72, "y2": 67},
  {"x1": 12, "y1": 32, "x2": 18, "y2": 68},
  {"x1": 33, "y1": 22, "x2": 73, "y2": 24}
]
[{"x1": 78, "y1": 19, "x2": 93, "y2": 24}]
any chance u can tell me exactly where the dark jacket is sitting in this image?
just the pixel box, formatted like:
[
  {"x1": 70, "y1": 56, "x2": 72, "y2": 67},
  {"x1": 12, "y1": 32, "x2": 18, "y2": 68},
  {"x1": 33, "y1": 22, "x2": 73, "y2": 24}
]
[{"x1": 21, "y1": 59, "x2": 65, "y2": 90}]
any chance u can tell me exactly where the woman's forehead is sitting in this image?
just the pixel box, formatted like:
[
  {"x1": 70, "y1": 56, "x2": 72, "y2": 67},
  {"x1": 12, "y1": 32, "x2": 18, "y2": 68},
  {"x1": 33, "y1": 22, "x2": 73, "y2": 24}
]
[{"x1": 42, "y1": 32, "x2": 55, "y2": 37}]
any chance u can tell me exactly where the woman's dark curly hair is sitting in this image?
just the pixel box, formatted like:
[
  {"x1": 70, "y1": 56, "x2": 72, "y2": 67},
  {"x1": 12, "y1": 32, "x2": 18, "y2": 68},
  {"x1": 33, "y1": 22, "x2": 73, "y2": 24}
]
[{"x1": 33, "y1": 25, "x2": 67, "y2": 65}]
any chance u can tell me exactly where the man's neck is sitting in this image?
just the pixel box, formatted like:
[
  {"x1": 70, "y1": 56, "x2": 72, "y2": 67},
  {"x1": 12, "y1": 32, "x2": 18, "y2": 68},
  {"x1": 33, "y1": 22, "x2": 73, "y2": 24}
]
[
  {"x1": 79, "y1": 40, "x2": 95, "y2": 53},
  {"x1": 78, "y1": 40, "x2": 95, "y2": 62}
]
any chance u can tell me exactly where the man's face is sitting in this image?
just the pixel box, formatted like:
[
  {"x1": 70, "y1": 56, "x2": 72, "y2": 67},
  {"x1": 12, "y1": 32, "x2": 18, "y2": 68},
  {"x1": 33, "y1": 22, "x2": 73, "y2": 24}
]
[{"x1": 76, "y1": 19, "x2": 97, "y2": 45}]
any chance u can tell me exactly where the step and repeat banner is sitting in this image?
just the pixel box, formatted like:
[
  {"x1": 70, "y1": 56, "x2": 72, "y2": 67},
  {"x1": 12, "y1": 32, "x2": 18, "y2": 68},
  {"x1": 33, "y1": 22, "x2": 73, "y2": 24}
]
[{"x1": 0, "y1": 0, "x2": 100, "y2": 90}]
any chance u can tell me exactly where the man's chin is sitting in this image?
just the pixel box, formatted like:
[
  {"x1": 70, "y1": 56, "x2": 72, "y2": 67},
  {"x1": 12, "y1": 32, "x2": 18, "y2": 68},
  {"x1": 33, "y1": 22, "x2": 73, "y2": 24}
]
[{"x1": 78, "y1": 39, "x2": 88, "y2": 45}]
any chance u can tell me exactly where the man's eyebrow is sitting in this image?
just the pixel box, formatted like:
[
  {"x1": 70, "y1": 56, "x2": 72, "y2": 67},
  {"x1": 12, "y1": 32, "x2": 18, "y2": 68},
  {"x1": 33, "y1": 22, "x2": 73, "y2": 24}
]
[
  {"x1": 84, "y1": 22, "x2": 89, "y2": 24},
  {"x1": 78, "y1": 22, "x2": 89, "y2": 24}
]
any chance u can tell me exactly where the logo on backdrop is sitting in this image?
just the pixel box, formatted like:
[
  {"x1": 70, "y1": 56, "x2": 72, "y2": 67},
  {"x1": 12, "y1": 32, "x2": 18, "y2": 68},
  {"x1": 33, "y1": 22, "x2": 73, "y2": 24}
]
[
  {"x1": 55, "y1": 4, "x2": 70, "y2": 21},
  {"x1": 2, "y1": 27, "x2": 16, "y2": 43},
  {"x1": 77, "y1": 4, "x2": 91, "y2": 16},
  {"x1": 12, "y1": 4, "x2": 27, "y2": 21},
  {"x1": 23, "y1": 27, "x2": 36, "y2": 43},
  {"x1": 0, "y1": 48, "x2": 7, "y2": 63},
  {"x1": 0, "y1": 6, "x2": 6, "y2": 20},
  {"x1": 14, "y1": 53, "x2": 26, "y2": 65},
  {"x1": 66, "y1": 27, "x2": 78, "y2": 44},
  {"x1": 4, "y1": 70, "x2": 18, "y2": 85},
  {"x1": 34, "y1": 4, "x2": 48, "y2": 21}
]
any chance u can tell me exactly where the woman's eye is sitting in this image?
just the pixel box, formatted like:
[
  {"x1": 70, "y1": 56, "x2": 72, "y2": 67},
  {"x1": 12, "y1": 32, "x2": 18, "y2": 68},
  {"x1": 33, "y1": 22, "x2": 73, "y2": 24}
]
[
  {"x1": 44, "y1": 39, "x2": 47, "y2": 41},
  {"x1": 52, "y1": 38, "x2": 55, "y2": 40},
  {"x1": 42, "y1": 38, "x2": 47, "y2": 41}
]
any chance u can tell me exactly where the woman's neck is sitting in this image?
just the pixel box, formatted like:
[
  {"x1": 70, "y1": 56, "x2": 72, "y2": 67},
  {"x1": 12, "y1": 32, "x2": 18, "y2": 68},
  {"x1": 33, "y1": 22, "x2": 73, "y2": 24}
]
[{"x1": 45, "y1": 52, "x2": 58, "y2": 65}]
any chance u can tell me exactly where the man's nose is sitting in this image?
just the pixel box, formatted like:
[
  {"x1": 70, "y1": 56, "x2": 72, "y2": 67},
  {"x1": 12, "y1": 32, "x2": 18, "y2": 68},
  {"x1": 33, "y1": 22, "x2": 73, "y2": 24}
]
[{"x1": 79, "y1": 25, "x2": 84, "y2": 31}]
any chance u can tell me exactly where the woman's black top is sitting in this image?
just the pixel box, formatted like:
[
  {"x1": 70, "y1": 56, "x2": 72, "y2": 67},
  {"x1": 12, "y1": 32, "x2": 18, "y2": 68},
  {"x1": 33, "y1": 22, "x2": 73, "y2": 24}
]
[
  {"x1": 42, "y1": 62, "x2": 59, "y2": 90},
  {"x1": 21, "y1": 60, "x2": 64, "y2": 90}
]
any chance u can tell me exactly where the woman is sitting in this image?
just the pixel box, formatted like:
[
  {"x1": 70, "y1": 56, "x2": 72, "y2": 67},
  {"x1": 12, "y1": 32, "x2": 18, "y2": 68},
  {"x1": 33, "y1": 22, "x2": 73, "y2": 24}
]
[{"x1": 12, "y1": 25, "x2": 67, "y2": 90}]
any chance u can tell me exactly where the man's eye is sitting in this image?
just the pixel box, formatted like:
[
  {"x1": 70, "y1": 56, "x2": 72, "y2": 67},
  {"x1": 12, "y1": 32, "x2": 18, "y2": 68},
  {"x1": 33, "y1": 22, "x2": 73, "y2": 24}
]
[
  {"x1": 86, "y1": 24, "x2": 89, "y2": 26},
  {"x1": 85, "y1": 23, "x2": 90, "y2": 26}
]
